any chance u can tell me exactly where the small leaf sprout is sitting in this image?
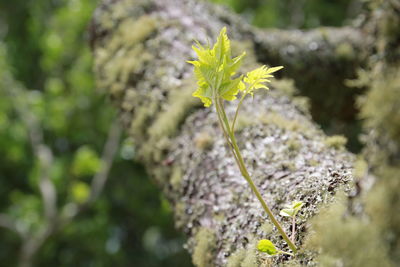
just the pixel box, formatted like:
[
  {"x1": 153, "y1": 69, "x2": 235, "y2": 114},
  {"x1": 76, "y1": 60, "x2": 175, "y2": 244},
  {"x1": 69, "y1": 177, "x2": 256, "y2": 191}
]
[
  {"x1": 257, "y1": 239, "x2": 294, "y2": 257},
  {"x1": 280, "y1": 201, "x2": 304, "y2": 243}
]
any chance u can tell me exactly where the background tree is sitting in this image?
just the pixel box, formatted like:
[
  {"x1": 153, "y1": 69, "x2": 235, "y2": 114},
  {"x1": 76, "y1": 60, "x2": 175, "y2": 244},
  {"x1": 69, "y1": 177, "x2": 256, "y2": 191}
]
[{"x1": 0, "y1": 0, "x2": 189, "y2": 266}]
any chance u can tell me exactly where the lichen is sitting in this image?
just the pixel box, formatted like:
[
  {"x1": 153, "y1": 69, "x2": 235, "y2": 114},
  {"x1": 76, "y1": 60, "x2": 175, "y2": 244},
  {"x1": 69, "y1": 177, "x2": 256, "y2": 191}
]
[
  {"x1": 195, "y1": 131, "x2": 214, "y2": 150},
  {"x1": 241, "y1": 246, "x2": 257, "y2": 267},
  {"x1": 324, "y1": 135, "x2": 347, "y2": 149},
  {"x1": 148, "y1": 81, "x2": 199, "y2": 140},
  {"x1": 270, "y1": 79, "x2": 296, "y2": 97},
  {"x1": 352, "y1": 157, "x2": 368, "y2": 180},
  {"x1": 286, "y1": 139, "x2": 300, "y2": 153},
  {"x1": 335, "y1": 42, "x2": 355, "y2": 61},
  {"x1": 170, "y1": 165, "x2": 183, "y2": 191},
  {"x1": 227, "y1": 249, "x2": 246, "y2": 267},
  {"x1": 259, "y1": 112, "x2": 302, "y2": 132},
  {"x1": 192, "y1": 228, "x2": 216, "y2": 267},
  {"x1": 305, "y1": 192, "x2": 392, "y2": 267},
  {"x1": 227, "y1": 245, "x2": 258, "y2": 267}
]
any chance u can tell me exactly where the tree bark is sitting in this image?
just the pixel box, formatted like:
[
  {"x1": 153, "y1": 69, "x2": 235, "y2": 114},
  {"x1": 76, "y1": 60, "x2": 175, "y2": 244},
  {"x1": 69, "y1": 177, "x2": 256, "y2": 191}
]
[{"x1": 90, "y1": 0, "x2": 366, "y2": 265}]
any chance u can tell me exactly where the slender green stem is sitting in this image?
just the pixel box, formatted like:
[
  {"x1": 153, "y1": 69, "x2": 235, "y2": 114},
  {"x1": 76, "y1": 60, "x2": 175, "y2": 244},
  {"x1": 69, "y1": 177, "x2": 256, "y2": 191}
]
[
  {"x1": 231, "y1": 94, "x2": 245, "y2": 132},
  {"x1": 278, "y1": 250, "x2": 294, "y2": 257},
  {"x1": 291, "y1": 216, "x2": 296, "y2": 243},
  {"x1": 215, "y1": 97, "x2": 297, "y2": 253}
]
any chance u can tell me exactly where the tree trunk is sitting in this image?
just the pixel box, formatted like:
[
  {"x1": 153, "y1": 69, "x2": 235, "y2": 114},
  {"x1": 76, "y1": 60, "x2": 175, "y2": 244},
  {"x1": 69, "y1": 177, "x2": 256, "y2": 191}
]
[{"x1": 89, "y1": 0, "x2": 388, "y2": 266}]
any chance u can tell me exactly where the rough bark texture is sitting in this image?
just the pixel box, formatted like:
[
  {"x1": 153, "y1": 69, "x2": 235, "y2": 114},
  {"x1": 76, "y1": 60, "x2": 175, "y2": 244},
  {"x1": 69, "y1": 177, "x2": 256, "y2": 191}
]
[{"x1": 89, "y1": 0, "x2": 395, "y2": 266}]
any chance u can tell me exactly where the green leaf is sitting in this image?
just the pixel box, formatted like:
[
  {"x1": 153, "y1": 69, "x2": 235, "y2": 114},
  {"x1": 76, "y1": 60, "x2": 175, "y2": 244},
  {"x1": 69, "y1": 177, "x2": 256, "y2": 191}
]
[
  {"x1": 192, "y1": 86, "x2": 213, "y2": 107},
  {"x1": 188, "y1": 27, "x2": 245, "y2": 106},
  {"x1": 72, "y1": 146, "x2": 102, "y2": 177},
  {"x1": 292, "y1": 201, "x2": 304, "y2": 210},
  {"x1": 257, "y1": 239, "x2": 278, "y2": 255},
  {"x1": 280, "y1": 201, "x2": 304, "y2": 218},
  {"x1": 71, "y1": 181, "x2": 90, "y2": 204},
  {"x1": 280, "y1": 208, "x2": 295, "y2": 217},
  {"x1": 243, "y1": 65, "x2": 283, "y2": 96}
]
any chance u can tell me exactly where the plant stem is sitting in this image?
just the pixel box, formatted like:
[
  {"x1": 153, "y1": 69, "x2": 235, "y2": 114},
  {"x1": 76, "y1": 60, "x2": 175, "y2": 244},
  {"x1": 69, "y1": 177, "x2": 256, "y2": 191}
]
[
  {"x1": 291, "y1": 216, "x2": 296, "y2": 243},
  {"x1": 231, "y1": 94, "x2": 245, "y2": 132},
  {"x1": 279, "y1": 250, "x2": 294, "y2": 257},
  {"x1": 215, "y1": 97, "x2": 297, "y2": 253}
]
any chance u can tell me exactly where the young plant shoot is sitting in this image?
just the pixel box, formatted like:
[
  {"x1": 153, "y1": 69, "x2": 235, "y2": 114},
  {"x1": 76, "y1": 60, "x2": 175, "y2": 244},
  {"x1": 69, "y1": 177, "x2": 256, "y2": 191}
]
[
  {"x1": 188, "y1": 27, "x2": 298, "y2": 253},
  {"x1": 280, "y1": 201, "x2": 304, "y2": 242}
]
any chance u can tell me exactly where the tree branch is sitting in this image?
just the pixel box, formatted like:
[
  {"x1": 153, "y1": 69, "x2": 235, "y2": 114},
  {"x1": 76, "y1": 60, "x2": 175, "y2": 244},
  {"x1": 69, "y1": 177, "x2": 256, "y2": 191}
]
[
  {"x1": 0, "y1": 213, "x2": 23, "y2": 238},
  {"x1": 89, "y1": 119, "x2": 122, "y2": 203},
  {"x1": 91, "y1": 0, "x2": 358, "y2": 265}
]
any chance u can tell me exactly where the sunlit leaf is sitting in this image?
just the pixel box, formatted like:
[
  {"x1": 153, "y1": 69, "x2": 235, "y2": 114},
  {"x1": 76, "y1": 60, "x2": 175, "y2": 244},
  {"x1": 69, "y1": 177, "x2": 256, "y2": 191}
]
[
  {"x1": 257, "y1": 239, "x2": 278, "y2": 255},
  {"x1": 188, "y1": 27, "x2": 245, "y2": 106},
  {"x1": 243, "y1": 65, "x2": 283, "y2": 96},
  {"x1": 280, "y1": 201, "x2": 304, "y2": 218}
]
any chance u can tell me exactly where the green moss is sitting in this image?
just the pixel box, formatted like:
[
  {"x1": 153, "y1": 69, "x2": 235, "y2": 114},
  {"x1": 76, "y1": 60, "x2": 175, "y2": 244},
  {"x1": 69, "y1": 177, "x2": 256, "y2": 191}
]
[
  {"x1": 129, "y1": 101, "x2": 158, "y2": 139},
  {"x1": 352, "y1": 157, "x2": 368, "y2": 180},
  {"x1": 292, "y1": 96, "x2": 311, "y2": 114},
  {"x1": 305, "y1": 192, "x2": 391, "y2": 267},
  {"x1": 260, "y1": 112, "x2": 302, "y2": 132},
  {"x1": 271, "y1": 78, "x2": 296, "y2": 96},
  {"x1": 112, "y1": 15, "x2": 157, "y2": 49},
  {"x1": 307, "y1": 159, "x2": 319, "y2": 167},
  {"x1": 287, "y1": 139, "x2": 300, "y2": 152},
  {"x1": 358, "y1": 68, "x2": 400, "y2": 148},
  {"x1": 281, "y1": 162, "x2": 296, "y2": 171},
  {"x1": 174, "y1": 201, "x2": 187, "y2": 229},
  {"x1": 365, "y1": 166, "x2": 400, "y2": 262},
  {"x1": 335, "y1": 42, "x2": 355, "y2": 61},
  {"x1": 148, "y1": 80, "x2": 199, "y2": 140},
  {"x1": 95, "y1": 15, "x2": 157, "y2": 96},
  {"x1": 192, "y1": 228, "x2": 216, "y2": 267},
  {"x1": 241, "y1": 246, "x2": 257, "y2": 267},
  {"x1": 227, "y1": 249, "x2": 246, "y2": 267},
  {"x1": 227, "y1": 243, "x2": 258, "y2": 267},
  {"x1": 170, "y1": 165, "x2": 183, "y2": 191},
  {"x1": 324, "y1": 135, "x2": 347, "y2": 149},
  {"x1": 195, "y1": 131, "x2": 214, "y2": 150}
]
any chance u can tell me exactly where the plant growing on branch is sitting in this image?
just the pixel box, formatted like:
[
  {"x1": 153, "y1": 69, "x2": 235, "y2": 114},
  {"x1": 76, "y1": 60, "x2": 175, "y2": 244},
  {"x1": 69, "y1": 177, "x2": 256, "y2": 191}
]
[{"x1": 188, "y1": 27, "x2": 299, "y2": 253}]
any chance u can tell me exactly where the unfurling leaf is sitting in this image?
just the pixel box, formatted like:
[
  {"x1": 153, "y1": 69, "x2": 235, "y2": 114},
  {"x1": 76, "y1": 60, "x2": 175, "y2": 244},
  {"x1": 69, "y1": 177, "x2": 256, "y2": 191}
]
[
  {"x1": 188, "y1": 27, "x2": 245, "y2": 106},
  {"x1": 257, "y1": 239, "x2": 278, "y2": 255},
  {"x1": 280, "y1": 201, "x2": 304, "y2": 218},
  {"x1": 280, "y1": 208, "x2": 295, "y2": 217},
  {"x1": 243, "y1": 65, "x2": 283, "y2": 96}
]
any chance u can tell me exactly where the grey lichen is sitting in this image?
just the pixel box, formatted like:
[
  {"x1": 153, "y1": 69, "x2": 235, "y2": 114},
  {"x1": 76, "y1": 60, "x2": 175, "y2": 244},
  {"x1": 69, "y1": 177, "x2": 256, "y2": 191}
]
[
  {"x1": 193, "y1": 227, "x2": 217, "y2": 267},
  {"x1": 170, "y1": 165, "x2": 183, "y2": 191},
  {"x1": 194, "y1": 132, "x2": 214, "y2": 151},
  {"x1": 305, "y1": 192, "x2": 391, "y2": 267},
  {"x1": 227, "y1": 249, "x2": 246, "y2": 267},
  {"x1": 227, "y1": 244, "x2": 258, "y2": 267},
  {"x1": 324, "y1": 135, "x2": 347, "y2": 150}
]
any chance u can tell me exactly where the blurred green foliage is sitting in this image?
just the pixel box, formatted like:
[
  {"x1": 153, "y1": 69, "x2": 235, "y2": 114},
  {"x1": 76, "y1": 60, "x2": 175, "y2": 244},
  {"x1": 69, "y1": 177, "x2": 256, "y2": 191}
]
[
  {"x1": 210, "y1": 0, "x2": 358, "y2": 28},
  {"x1": 0, "y1": 0, "x2": 190, "y2": 266},
  {"x1": 0, "y1": 0, "x2": 361, "y2": 266}
]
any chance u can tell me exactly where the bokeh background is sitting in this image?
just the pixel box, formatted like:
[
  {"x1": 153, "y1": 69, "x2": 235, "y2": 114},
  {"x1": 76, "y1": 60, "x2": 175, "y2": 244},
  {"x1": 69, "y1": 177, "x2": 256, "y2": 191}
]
[{"x1": 0, "y1": 0, "x2": 362, "y2": 266}]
